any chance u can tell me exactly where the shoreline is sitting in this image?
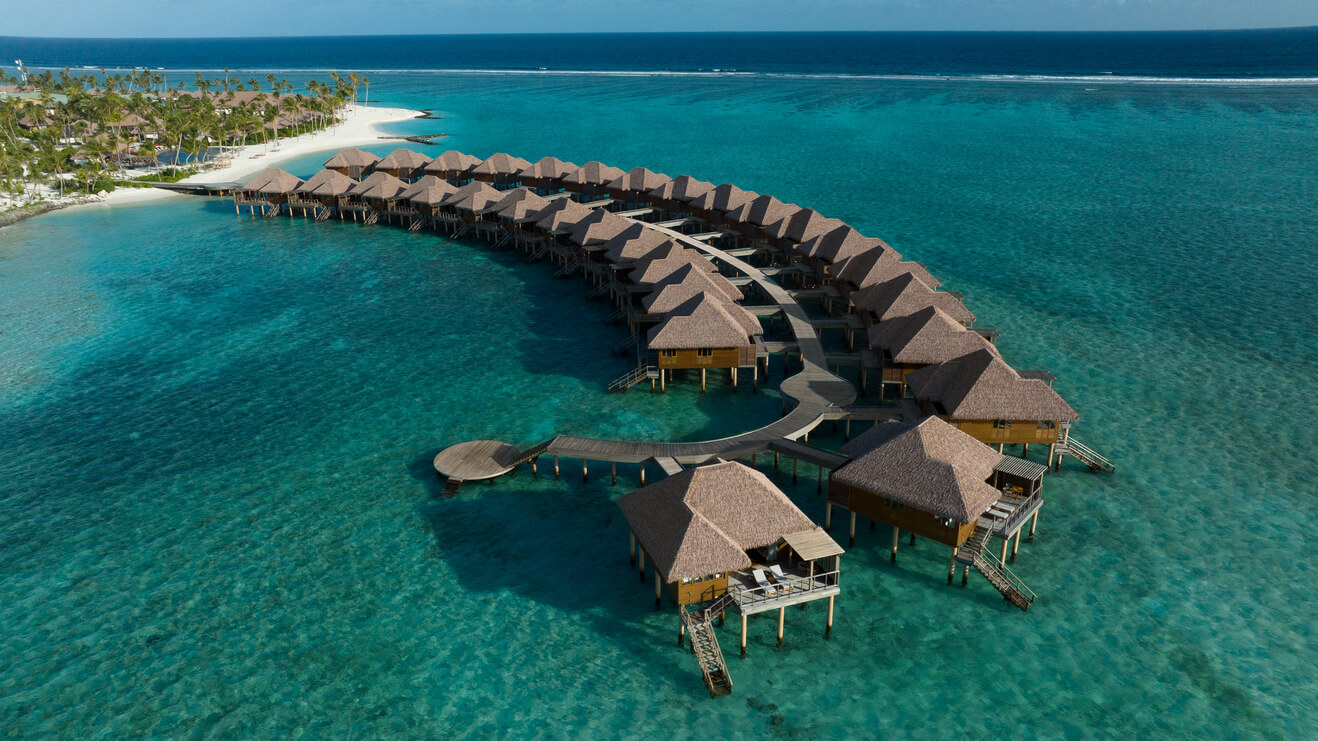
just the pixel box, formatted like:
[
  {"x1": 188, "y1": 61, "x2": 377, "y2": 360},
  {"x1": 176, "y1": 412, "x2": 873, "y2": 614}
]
[{"x1": 0, "y1": 105, "x2": 424, "y2": 228}]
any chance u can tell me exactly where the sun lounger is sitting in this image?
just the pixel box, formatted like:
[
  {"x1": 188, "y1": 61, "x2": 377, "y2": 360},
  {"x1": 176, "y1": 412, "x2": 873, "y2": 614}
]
[
  {"x1": 769, "y1": 564, "x2": 794, "y2": 590},
  {"x1": 752, "y1": 568, "x2": 777, "y2": 595}
]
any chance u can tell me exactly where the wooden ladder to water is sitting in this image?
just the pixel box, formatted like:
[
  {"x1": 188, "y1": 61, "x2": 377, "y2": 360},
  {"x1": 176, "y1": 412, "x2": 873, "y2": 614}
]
[
  {"x1": 958, "y1": 524, "x2": 1035, "y2": 611},
  {"x1": 682, "y1": 593, "x2": 736, "y2": 698}
]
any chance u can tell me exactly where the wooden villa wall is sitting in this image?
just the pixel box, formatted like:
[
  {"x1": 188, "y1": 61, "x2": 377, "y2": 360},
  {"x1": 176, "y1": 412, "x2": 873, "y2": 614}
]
[
  {"x1": 948, "y1": 419, "x2": 1061, "y2": 445},
  {"x1": 827, "y1": 480, "x2": 975, "y2": 547},
  {"x1": 656, "y1": 348, "x2": 744, "y2": 369},
  {"x1": 672, "y1": 574, "x2": 729, "y2": 606}
]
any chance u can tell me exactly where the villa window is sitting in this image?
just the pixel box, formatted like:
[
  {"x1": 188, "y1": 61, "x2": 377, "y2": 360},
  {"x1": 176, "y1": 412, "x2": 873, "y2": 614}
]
[
  {"x1": 993, "y1": 419, "x2": 1012, "y2": 430},
  {"x1": 1037, "y1": 421, "x2": 1056, "y2": 430},
  {"x1": 661, "y1": 350, "x2": 677, "y2": 358},
  {"x1": 697, "y1": 348, "x2": 713, "y2": 357}
]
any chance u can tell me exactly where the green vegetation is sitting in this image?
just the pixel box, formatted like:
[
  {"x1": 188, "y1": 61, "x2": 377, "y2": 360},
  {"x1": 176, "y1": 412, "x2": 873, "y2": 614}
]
[{"x1": 0, "y1": 67, "x2": 371, "y2": 206}]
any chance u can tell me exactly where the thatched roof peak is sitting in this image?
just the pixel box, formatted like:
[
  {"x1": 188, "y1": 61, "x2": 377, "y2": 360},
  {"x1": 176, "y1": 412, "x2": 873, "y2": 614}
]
[
  {"x1": 800, "y1": 224, "x2": 890, "y2": 265},
  {"x1": 472, "y1": 152, "x2": 533, "y2": 176},
  {"x1": 352, "y1": 171, "x2": 409, "y2": 200},
  {"x1": 425, "y1": 150, "x2": 482, "y2": 174},
  {"x1": 906, "y1": 349, "x2": 1080, "y2": 422},
  {"x1": 488, "y1": 188, "x2": 551, "y2": 219},
  {"x1": 601, "y1": 223, "x2": 676, "y2": 263},
  {"x1": 628, "y1": 250, "x2": 718, "y2": 286},
  {"x1": 376, "y1": 148, "x2": 432, "y2": 171},
  {"x1": 441, "y1": 180, "x2": 502, "y2": 211},
  {"x1": 518, "y1": 156, "x2": 578, "y2": 180},
  {"x1": 642, "y1": 266, "x2": 745, "y2": 312},
  {"x1": 852, "y1": 273, "x2": 975, "y2": 325},
  {"x1": 532, "y1": 197, "x2": 595, "y2": 232},
  {"x1": 295, "y1": 168, "x2": 356, "y2": 196},
  {"x1": 769, "y1": 208, "x2": 846, "y2": 244},
  {"x1": 868, "y1": 306, "x2": 996, "y2": 366},
  {"x1": 725, "y1": 194, "x2": 798, "y2": 228},
  {"x1": 833, "y1": 248, "x2": 941, "y2": 290},
  {"x1": 566, "y1": 208, "x2": 633, "y2": 246},
  {"x1": 564, "y1": 161, "x2": 626, "y2": 186},
  {"x1": 690, "y1": 183, "x2": 758, "y2": 214},
  {"x1": 242, "y1": 168, "x2": 304, "y2": 195},
  {"x1": 324, "y1": 148, "x2": 381, "y2": 170},
  {"x1": 649, "y1": 174, "x2": 716, "y2": 202},
  {"x1": 607, "y1": 166, "x2": 672, "y2": 193},
  {"x1": 617, "y1": 460, "x2": 828, "y2": 582},
  {"x1": 834, "y1": 418, "x2": 1005, "y2": 523},
  {"x1": 403, "y1": 175, "x2": 459, "y2": 205}
]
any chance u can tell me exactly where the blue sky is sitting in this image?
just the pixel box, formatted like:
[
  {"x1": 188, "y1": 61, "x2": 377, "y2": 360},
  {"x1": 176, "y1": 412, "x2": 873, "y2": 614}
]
[{"x1": 1, "y1": 0, "x2": 1316, "y2": 37}]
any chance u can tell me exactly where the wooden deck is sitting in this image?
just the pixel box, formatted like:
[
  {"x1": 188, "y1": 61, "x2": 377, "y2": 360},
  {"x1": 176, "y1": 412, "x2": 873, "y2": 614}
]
[{"x1": 432, "y1": 440, "x2": 523, "y2": 481}]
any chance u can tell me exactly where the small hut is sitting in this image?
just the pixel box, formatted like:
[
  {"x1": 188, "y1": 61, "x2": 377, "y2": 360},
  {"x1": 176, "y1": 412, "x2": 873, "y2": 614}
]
[
  {"x1": 485, "y1": 188, "x2": 552, "y2": 246},
  {"x1": 471, "y1": 153, "x2": 533, "y2": 189},
  {"x1": 629, "y1": 250, "x2": 719, "y2": 287},
  {"x1": 563, "y1": 161, "x2": 627, "y2": 198},
  {"x1": 852, "y1": 273, "x2": 975, "y2": 327},
  {"x1": 374, "y1": 148, "x2": 433, "y2": 182},
  {"x1": 352, "y1": 171, "x2": 410, "y2": 221},
  {"x1": 605, "y1": 167, "x2": 672, "y2": 203},
  {"x1": 868, "y1": 306, "x2": 997, "y2": 396},
  {"x1": 689, "y1": 183, "x2": 758, "y2": 217},
  {"x1": 905, "y1": 348, "x2": 1079, "y2": 453},
  {"x1": 768, "y1": 208, "x2": 846, "y2": 246},
  {"x1": 517, "y1": 156, "x2": 578, "y2": 192},
  {"x1": 532, "y1": 198, "x2": 596, "y2": 234},
  {"x1": 402, "y1": 175, "x2": 459, "y2": 222},
  {"x1": 724, "y1": 194, "x2": 797, "y2": 231},
  {"x1": 601, "y1": 223, "x2": 677, "y2": 264},
  {"x1": 293, "y1": 169, "x2": 356, "y2": 216},
  {"x1": 440, "y1": 181, "x2": 503, "y2": 226},
  {"x1": 647, "y1": 292, "x2": 762, "y2": 390},
  {"x1": 642, "y1": 265, "x2": 745, "y2": 313},
  {"x1": 566, "y1": 208, "x2": 633, "y2": 248},
  {"x1": 424, "y1": 150, "x2": 483, "y2": 184},
  {"x1": 647, "y1": 175, "x2": 716, "y2": 211},
  {"x1": 619, "y1": 460, "x2": 843, "y2": 653},
  {"x1": 234, "y1": 168, "x2": 304, "y2": 213},
  {"x1": 832, "y1": 248, "x2": 941, "y2": 296},
  {"x1": 799, "y1": 225, "x2": 890, "y2": 270},
  {"x1": 323, "y1": 148, "x2": 381, "y2": 179}
]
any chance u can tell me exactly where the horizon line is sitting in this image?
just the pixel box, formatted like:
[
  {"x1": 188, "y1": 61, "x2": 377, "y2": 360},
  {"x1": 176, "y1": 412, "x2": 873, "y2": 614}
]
[{"x1": 3, "y1": 25, "x2": 1317, "y2": 42}]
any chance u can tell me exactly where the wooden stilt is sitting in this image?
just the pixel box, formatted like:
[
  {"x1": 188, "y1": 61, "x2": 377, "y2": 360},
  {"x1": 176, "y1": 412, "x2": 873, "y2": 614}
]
[
  {"x1": 845, "y1": 419, "x2": 851, "y2": 441},
  {"x1": 1029, "y1": 510, "x2": 1039, "y2": 540},
  {"x1": 629, "y1": 532, "x2": 636, "y2": 565},
  {"x1": 826, "y1": 595, "x2": 835, "y2": 636},
  {"x1": 731, "y1": 367, "x2": 737, "y2": 390},
  {"x1": 1000, "y1": 537, "x2": 1008, "y2": 565},
  {"x1": 817, "y1": 465, "x2": 824, "y2": 493},
  {"x1": 640, "y1": 463, "x2": 646, "y2": 486},
  {"x1": 909, "y1": 531, "x2": 916, "y2": 547},
  {"x1": 553, "y1": 455, "x2": 559, "y2": 479},
  {"x1": 638, "y1": 548, "x2": 646, "y2": 583},
  {"x1": 948, "y1": 547, "x2": 958, "y2": 584},
  {"x1": 774, "y1": 452, "x2": 779, "y2": 467},
  {"x1": 753, "y1": 362, "x2": 758, "y2": 391},
  {"x1": 655, "y1": 570, "x2": 662, "y2": 608},
  {"x1": 1011, "y1": 527, "x2": 1022, "y2": 562},
  {"x1": 776, "y1": 607, "x2": 785, "y2": 645},
  {"x1": 701, "y1": 368, "x2": 706, "y2": 393},
  {"x1": 890, "y1": 526, "x2": 899, "y2": 563},
  {"x1": 741, "y1": 613, "x2": 747, "y2": 656},
  {"x1": 792, "y1": 458, "x2": 798, "y2": 484},
  {"x1": 961, "y1": 564, "x2": 969, "y2": 586},
  {"x1": 678, "y1": 617, "x2": 685, "y2": 647},
  {"x1": 848, "y1": 511, "x2": 856, "y2": 546},
  {"x1": 531, "y1": 457, "x2": 538, "y2": 477},
  {"x1": 611, "y1": 461, "x2": 617, "y2": 485},
  {"x1": 583, "y1": 459, "x2": 588, "y2": 483},
  {"x1": 825, "y1": 501, "x2": 833, "y2": 529},
  {"x1": 750, "y1": 453, "x2": 756, "y2": 468}
]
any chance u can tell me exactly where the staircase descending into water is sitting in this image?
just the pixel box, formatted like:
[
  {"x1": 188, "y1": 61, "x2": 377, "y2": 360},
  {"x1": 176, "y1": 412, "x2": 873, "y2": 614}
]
[
  {"x1": 363, "y1": 210, "x2": 379, "y2": 226},
  {"x1": 408, "y1": 217, "x2": 424, "y2": 232},
  {"x1": 608, "y1": 365, "x2": 658, "y2": 393},
  {"x1": 315, "y1": 206, "x2": 332, "y2": 221},
  {"x1": 1056, "y1": 436, "x2": 1115, "y2": 473},
  {"x1": 262, "y1": 203, "x2": 281, "y2": 218},
  {"x1": 682, "y1": 593, "x2": 736, "y2": 698},
  {"x1": 553, "y1": 258, "x2": 580, "y2": 278},
  {"x1": 957, "y1": 524, "x2": 1035, "y2": 611}
]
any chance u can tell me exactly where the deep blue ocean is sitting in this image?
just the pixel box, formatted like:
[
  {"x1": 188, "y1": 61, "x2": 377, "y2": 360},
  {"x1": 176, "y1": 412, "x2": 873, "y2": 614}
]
[{"x1": 2, "y1": 32, "x2": 1317, "y2": 739}]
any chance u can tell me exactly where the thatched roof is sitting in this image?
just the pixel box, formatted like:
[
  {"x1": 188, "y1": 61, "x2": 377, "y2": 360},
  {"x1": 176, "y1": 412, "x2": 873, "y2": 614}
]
[
  {"x1": 606, "y1": 167, "x2": 672, "y2": 193},
  {"x1": 642, "y1": 266, "x2": 745, "y2": 313},
  {"x1": 906, "y1": 348, "x2": 1080, "y2": 422},
  {"x1": 835, "y1": 418, "x2": 1005, "y2": 523},
  {"x1": 487, "y1": 188, "x2": 551, "y2": 220},
  {"x1": 628, "y1": 250, "x2": 718, "y2": 286},
  {"x1": 376, "y1": 148, "x2": 432, "y2": 172},
  {"x1": 242, "y1": 168, "x2": 304, "y2": 195},
  {"x1": 601, "y1": 223, "x2": 676, "y2": 263},
  {"x1": 425, "y1": 150, "x2": 482, "y2": 174},
  {"x1": 295, "y1": 169, "x2": 357, "y2": 196},
  {"x1": 649, "y1": 174, "x2": 716, "y2": 203},
  {"x1": 852, "y1": 273, "x2": 975, "y2": 325},
  {"x1": 564, "y1": 161, "x2": 626, "y2": 186},
  {"x1": 401, "y1": 175, "x2": 458, "y2": 205},
  {"x1": 769, "y1": 208, "x2": 846, "y2": 244},
  {"x1": 646, "y1": 292, "x2": 761, "y2": 350},
  {"x1": 471, "y1": 152, "x2": 533, "y2": 176},
  {"x1": 566, "y1": 208, "x2": 633, "y2": 246},
  {"x1": 799, "y1": 225, "x2": 889, "y2": 265},
  {"x1": 868, "y1": 306, "x2": 996, "y2": 366},
  {"x1": 689, "y1": 183, "x2": 757, "y2": 214},
  {"x1": 617, "y1": 460, "x2": 824, "y2": 582},
  {"x1": 352, "y1": 171, "x2": 408, "y2": 200},
  {"x1": 324, "y1": 148, "x2": 381, "y2": 170},
  {"x1": 532, "y1": 198, "x2": 595, "y2": 231},
  {"x1": 441, "y1": 181, "x2": 502, "y2": 212},
  {"x1": 725, "y1": 194, "x2": 798, "y2": 228},
  {"x1": 834, "y1": 249, "x2": 941, "y2": 290},
  {"x1": 517, "y1": 156, "x2": 578, "y2": 181}
]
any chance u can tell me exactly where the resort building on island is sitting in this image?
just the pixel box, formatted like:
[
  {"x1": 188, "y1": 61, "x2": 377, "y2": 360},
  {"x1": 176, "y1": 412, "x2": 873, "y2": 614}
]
[
  {"x1": 618, "y1": 460, "x2": 843, "y2": 697},
  {"x1": 646, "y1": 292, "x2": 763, "y2": 391},
  {"x1": 827, "y1": 417, "x2": 1045, "y2": 610}
]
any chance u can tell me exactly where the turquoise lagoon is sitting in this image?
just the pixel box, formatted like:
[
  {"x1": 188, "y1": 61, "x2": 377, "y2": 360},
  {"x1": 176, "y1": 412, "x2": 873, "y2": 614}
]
[{"x1": 1, "y1": 74, "x2": 1316, "y2": 738}]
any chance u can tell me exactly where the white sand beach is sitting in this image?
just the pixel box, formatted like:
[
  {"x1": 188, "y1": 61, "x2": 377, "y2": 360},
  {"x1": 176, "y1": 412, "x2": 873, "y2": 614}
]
[{"x1": 57, "y1": 105, "x2": 423, "y2": 213}]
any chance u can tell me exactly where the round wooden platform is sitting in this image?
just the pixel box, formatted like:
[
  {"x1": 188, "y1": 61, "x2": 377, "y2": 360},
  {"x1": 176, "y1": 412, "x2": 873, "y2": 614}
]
[{"x1": 433, "y1": 440, "x2": 522, "y2": 481}]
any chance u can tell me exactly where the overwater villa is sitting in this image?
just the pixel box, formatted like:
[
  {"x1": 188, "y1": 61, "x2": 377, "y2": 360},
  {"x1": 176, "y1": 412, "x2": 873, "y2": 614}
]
[
  {"x1": 641, "y1": 264, "x2": 745, "y2": 314},
  {"x1": 517, "y1": 156, "x2": 577, "y2": 193},
  {"x1": 470, "y1": 153, "x2": 533, "y2": 189},
  {"x1": 646, "y1": 174, "x2": 715, "y2": 214},
  {"x1": 690, "y1": 183, "x2": 758, "y2": 220},
  {"x1": 905, "y1": 348, "x2": 1080, "y2": 461},
  {"x1": 606, "y1": 167, "x2": 671, "y2": 206},
  {"x1": 646, "y1": 292, "x2": 763, "y2": 391},
  {"x1": 852, "y1": 272, "x2": 976, "y2": 327},
  {"x1": 868, "y1": 305, "x2": 997, "y2": 399},
  {"x1": 826, "y1": 417, "x2": 1044, "y2": 610},
  {"x1": 424, "y1": 150, "x2": 483, "y2": 184},
  {"x1": 600, "y1": 223, "x2": 676, "y2": 264},
  {"x1": 618, "y1": 460, "x2": 844, "y2": 696},
  {"x1": 831, "y1": 249, "x2": 942, "y2": 300},
  {"x1": 563, "y1": 161, "x2": 626, "y2": 199},
  {"x1": 233, "y1": 168, "x2": 303, "y2": 215},
  {"x1": 323, "y1": 147, "x2": 380, "y2": 179},
  {"x1": 374, "y1": 148, "x2": 432, "y2": 182}
]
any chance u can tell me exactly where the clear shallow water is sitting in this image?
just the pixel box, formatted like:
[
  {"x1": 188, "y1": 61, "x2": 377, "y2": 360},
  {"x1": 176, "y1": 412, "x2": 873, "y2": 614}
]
[{"x1": 2, "y1": 72, "x2": 1317, "y2": 738}]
